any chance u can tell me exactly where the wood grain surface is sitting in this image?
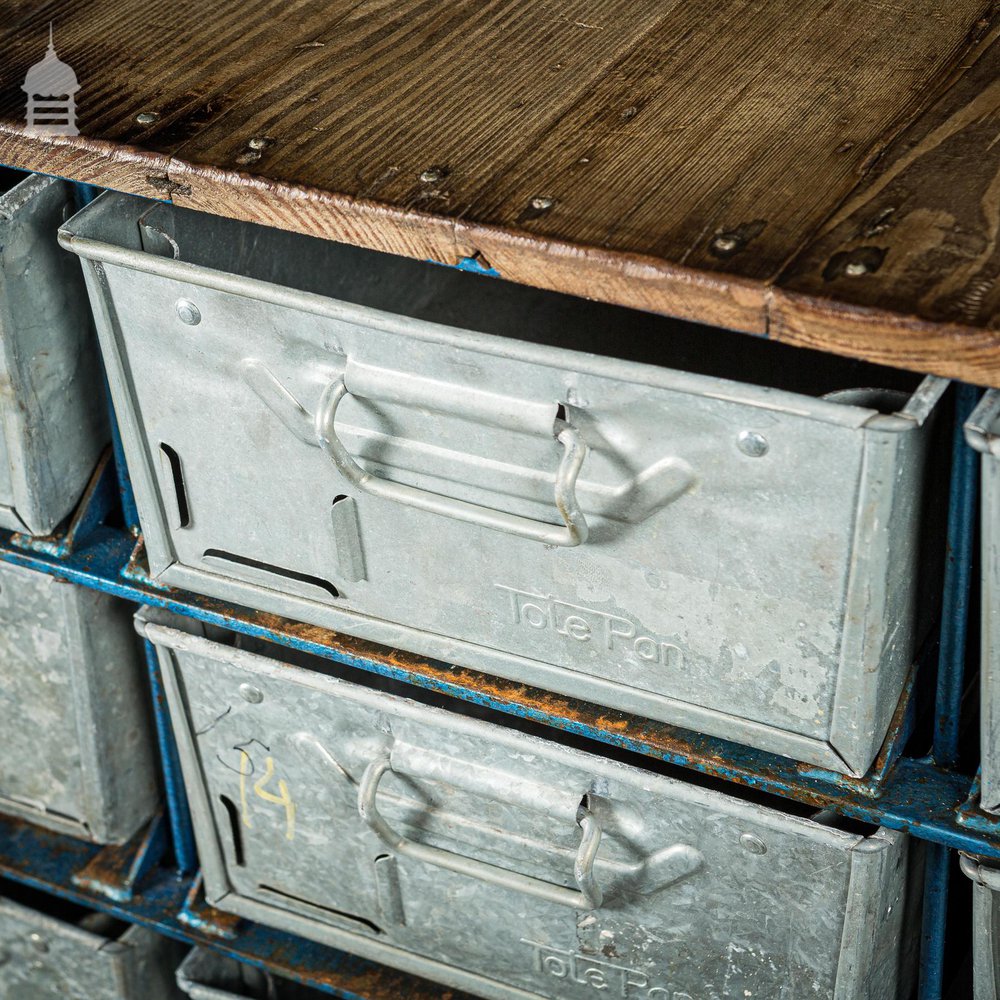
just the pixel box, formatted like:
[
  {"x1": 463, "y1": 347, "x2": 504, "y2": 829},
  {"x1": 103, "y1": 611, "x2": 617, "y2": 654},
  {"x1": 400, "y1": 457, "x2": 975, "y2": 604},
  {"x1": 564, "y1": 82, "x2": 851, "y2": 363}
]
[{"x1": 1, "y1": 0, "x2": 999, "y2": 382}]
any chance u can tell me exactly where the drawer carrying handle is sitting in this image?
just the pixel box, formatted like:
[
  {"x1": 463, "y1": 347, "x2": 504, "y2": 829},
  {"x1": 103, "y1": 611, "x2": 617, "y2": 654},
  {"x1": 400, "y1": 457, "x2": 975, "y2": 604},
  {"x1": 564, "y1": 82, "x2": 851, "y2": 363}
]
[
  {"x1": 358, "y1": 756, "x2": 604, "y2": 910},
  {"x1": 316, "y1": 376, "x2": 590, "y2": 546}
]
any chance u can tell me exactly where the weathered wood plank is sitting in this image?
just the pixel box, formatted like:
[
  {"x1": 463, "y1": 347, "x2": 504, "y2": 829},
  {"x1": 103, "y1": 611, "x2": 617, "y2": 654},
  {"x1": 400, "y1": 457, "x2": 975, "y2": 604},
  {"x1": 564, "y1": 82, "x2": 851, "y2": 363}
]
[
  {"x1": 462, "y1": 0, "x2": 989, "y2": 281},
  {"x1": 0, "y1": 1, "x2": 999, "y2": 382},
  {"x1": 776, "y1": 22, "x2": 1000, "y2": 365},
  {"x1": 167, "y1": 161, "x2": 769, "y2": 334}
]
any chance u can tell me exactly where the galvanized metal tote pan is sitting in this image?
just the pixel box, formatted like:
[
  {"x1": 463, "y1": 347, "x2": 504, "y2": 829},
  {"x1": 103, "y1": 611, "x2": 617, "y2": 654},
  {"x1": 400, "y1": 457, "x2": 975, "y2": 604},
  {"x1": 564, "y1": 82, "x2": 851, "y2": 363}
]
[
  {"x1": 63, "y1": 192, "x2": 947, "y2": 775},
  {"x1": 966, "y1": 390, "x2": 1000, "y2": 812},
  {"x1": 0, "y1": 889, "x2": 182, "y2": 999},
  {"x1": 0, "y1": 171, "x2": 107, "y2": 535},
  {"x1": 143, "y1": 606, "x2": 921, "y2": 1000},
  {"x1": 0, "y1": 560, "x2": 159, "y2": 843}
]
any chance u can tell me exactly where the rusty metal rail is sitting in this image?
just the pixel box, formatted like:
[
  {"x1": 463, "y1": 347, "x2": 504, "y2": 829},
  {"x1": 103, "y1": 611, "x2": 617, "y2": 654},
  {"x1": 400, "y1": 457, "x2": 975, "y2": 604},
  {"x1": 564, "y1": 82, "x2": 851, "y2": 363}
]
[{"x1": 0, "y1": 451, "x2": 995, "y2": 863}]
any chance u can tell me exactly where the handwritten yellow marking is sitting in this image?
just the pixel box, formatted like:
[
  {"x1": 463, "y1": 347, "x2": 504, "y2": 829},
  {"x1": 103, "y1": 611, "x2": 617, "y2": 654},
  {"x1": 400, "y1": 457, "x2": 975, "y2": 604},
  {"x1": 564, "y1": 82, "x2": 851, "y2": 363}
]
[
  {"x1": 253, "y1": 756, "x2": 297, "y2": 841},
  {"x1": 239, "y1": 750, "x2": 253, "y2": 829}
]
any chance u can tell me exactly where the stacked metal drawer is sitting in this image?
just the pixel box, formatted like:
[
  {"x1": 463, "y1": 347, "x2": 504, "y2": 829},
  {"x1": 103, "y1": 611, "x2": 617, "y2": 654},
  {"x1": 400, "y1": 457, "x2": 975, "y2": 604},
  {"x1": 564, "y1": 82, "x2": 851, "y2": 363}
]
[
  {"x1": 52, "y1": 190, "x2": 950, "y2": 997},
  {"x1": 0, "y1": 886, "x2": 182, "y2": 998},
  {"x1": 141, "y1": 606, "x2": 923, "y2": 1000},
  {"x1": 61, "y1": 192, "x2": 946, "y2": 778},
  {"x1": 0, "y1": 173, "x2": 158, "y2": 845},
  {"x1": 0, "y1": 171, "x2": 107, "y2": 536},
  {"x1": 0, "y1": 560, "x2": 158, "y2": 842}
]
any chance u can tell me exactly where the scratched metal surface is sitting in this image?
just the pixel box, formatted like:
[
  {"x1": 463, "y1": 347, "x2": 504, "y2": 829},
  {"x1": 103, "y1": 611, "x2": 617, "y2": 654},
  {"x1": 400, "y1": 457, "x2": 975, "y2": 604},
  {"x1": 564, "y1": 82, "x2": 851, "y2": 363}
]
[
  {"x1": 0, "y1": 893, "x2": 182, "y2": 1000},
  {"x1": 0, "y1": 172, "x2": 107, "y2": 535},
  {"x1": 62, "y1": 190, "x2": 948, "y2": 776},
  {"x1": 0, "y1": 558, "x2": 159, "y2": 843},
  {"x1": 143, "y1": 606, "x2": 921, "y2": 1000}
]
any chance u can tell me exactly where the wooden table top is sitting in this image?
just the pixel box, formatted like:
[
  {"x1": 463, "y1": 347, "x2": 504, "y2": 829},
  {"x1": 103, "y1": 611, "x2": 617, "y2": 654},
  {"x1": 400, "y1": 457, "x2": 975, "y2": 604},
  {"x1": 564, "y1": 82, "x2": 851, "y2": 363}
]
[{"x1": 2, "y1": 1, "x2": 999, "y2": 384}]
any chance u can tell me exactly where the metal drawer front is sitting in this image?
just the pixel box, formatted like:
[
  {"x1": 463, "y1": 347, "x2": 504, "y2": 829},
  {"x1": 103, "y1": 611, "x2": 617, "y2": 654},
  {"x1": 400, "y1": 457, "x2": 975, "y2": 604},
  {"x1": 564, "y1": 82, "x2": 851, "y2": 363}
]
[
  {"x1": 0, "y1": 561, "x2": 159, "y2": 843},
  {"x1": 967, "y1": 391, "x2": 1000, "y2": 813},
  {"x1": 177, "y1": 947, "x2": 323, "y2": 999},
  {"x1": 0, "y1": 893, "x2": 181, "y2": 1000},
  {"x1": 144, "y1": 608, "x2": 919, "y2": 1000},
  {"x1": 0, "y1": 173, "x2": 107, "y2": 535},
  {"x1": 64, "y1": 193, "x2": 946, "y2": 775}
]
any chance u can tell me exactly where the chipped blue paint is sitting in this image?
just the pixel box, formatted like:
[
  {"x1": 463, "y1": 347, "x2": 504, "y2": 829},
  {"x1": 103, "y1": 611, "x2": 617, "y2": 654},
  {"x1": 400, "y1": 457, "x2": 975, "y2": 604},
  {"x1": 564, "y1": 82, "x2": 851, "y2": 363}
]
[{"x1": 426, "y1": 255, "x2": 500, "y2": 278}]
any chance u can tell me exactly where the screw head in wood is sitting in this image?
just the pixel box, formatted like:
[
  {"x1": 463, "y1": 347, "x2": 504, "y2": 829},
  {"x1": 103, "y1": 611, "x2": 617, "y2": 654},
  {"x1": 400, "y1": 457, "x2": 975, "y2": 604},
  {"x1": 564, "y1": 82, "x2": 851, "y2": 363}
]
[
  {"x1": 419, "y1": 166, "x2": 448, "y2": 184},
  {"x1": 844, "y1": 260, "x2": 871, "y2": 277},
  {"x1": 711, "y1": 233, "x2": 740, "y2": 255}
]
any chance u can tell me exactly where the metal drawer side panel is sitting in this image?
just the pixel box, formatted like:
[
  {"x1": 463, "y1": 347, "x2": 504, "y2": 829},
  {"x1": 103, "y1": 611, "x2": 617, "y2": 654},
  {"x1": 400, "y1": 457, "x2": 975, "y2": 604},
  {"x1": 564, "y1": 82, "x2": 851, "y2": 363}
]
[
  {"x1": 831, "y1": 404, "x2": 937, "y2": 774},
  {"x1": 973, "y1": 880, "x2": 1000, "y2": 999},
  {"x1": 65, "y1": 193, "x2": 944, "y2": 776},
  {"x1": 0, "y1": 561, "x2": 159, "y2": 843},
  {"x1": 0, "y1": 174, "x2": 107, "y2": 535},
  {"x1": 0, "y1": 895, "x2": 181, "y2": 1000},
  {"x1": 146, "y1": 609, "x2": 916, "y2": 1000},
  {"x1": 966, "y1": 390, "x2": 1000, "y2": 812}
]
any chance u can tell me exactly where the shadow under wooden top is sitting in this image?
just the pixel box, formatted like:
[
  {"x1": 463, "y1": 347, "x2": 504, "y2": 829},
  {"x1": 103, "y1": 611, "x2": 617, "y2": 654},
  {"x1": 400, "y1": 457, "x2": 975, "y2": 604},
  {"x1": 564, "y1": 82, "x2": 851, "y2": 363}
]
[{"x1": 1, "y1": 0, "x2": 999, "y2": 383}]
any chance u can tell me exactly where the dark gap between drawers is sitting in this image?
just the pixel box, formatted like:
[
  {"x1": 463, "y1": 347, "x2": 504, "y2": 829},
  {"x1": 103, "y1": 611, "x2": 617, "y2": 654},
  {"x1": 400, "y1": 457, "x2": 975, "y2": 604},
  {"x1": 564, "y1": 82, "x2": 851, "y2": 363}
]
[
  {"x1": 0, "y1": 875, "x2": 131, "y2": 939},
  {"x1": 141, "y1": 201, "x2": 923, "y2": 402}
]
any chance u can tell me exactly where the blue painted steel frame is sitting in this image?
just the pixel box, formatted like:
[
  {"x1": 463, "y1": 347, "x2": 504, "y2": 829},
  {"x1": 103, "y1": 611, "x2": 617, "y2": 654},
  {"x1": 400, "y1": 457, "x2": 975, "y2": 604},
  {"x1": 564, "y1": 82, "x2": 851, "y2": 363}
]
[
  {"x1": 0, "y1": 177, "x2": 980, "y2": 997},
  {"x1": 0, "y1": 478, "x2": 991, "y2": 856},
  {"x1": 918, "y1": 385, "x2": 981, "y2": 1000}
]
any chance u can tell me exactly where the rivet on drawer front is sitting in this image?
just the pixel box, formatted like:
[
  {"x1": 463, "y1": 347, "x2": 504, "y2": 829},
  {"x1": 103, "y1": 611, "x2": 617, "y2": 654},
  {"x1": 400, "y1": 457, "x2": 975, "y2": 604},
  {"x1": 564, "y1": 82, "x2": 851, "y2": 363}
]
[
  {"x1": 737, "y1": 430, "x2": 769, "y2": 457},
  {"x1": 239, "y1": 683, "x2": 264, "y2": 704},
  {"x1": 740, "y1": 833, "x2": 767, "y2": 855},
  {"x1": 28, "y1": 933, "x2": 49, "y2": 953},
  {"x1": 175, "y1": 299, "x2": 202, "y2": 326}
]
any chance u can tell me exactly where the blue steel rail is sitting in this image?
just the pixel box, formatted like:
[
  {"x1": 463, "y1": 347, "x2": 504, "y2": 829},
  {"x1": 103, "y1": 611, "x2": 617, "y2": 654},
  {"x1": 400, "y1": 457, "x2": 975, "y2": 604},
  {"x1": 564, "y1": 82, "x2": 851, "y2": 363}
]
[{"x1": 0, "y1": 448, "x2": 993, "y2": 861}]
